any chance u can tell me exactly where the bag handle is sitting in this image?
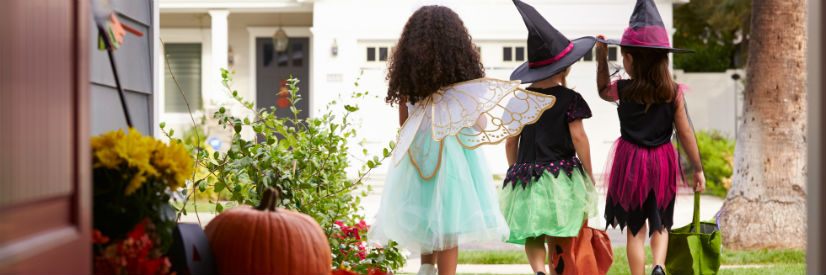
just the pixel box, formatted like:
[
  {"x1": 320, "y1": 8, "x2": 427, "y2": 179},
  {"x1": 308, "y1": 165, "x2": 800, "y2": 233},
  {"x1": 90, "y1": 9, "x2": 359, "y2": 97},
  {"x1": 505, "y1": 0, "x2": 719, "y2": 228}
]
[{"x1": 692, "y1": 191, "x2": 700, "y2": 233}]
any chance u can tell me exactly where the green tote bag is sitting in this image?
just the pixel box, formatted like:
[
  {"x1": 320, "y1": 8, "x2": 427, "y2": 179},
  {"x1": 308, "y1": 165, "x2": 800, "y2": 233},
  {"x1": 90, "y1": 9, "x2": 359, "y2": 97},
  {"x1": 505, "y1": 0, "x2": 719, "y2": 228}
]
[{"x1": 665, "y1": 192, "x2": 722, "y2": 275}]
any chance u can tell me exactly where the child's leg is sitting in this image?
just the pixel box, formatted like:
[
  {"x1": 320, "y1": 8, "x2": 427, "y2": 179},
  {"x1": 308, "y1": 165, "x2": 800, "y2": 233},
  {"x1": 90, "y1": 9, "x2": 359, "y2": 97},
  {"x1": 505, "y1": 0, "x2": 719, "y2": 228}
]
[
  {"x1": 436, "y1": 247, "x2": 458, "y2": 275},
  {"x1": 649, "y1": 223, "x2": 669, "y2": 267},
  {"x1": 525, "y1": 236, "x2": 548, "y2": 274},
  {"x1": 417, "y1": 252, "x2": 439, "y2": 275},
  {"x1": 627, "y1": 224, "x2": 648, "y2": 275},
  {"x1": 422, "y1": 252, "x2": 437, "y2": 265}
]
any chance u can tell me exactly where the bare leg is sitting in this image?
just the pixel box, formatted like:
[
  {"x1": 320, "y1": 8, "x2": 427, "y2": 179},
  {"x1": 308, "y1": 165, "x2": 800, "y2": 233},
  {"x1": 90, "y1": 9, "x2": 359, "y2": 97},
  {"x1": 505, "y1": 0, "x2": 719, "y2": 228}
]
[
  {"x1": 436, "y1": 247, "x2": 458, "y2": 275},
  {"x1": 627, "y1": 224, "x2": 648, "y2": 275},
  {"x1": 650, "y1": 222, "x2": 669, "y2": 268},
  {"x1": 421, "y1": 253, "x2": 437, "y2": 265},
  {"x1": 525, "y1": 236, "x2": 548, "y2": 274}
]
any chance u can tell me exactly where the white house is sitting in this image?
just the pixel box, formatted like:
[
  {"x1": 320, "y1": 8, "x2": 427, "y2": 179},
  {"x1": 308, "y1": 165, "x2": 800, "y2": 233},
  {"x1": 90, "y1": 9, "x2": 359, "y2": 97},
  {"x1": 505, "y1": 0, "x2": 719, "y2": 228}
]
[{"x1": 158, "y1": 0, "x2": 743, "y2": 180}]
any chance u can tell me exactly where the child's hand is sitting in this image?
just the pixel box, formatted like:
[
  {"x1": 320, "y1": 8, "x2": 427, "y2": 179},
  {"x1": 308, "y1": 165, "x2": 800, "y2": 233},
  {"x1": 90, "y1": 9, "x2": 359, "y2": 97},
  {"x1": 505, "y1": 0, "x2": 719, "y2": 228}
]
[
  {"x1": 693, "y1": 171, "x2": 706, "y2": 193},
  {"x1": 595, "y1": 35, "x2": 608, "y2": 57}
]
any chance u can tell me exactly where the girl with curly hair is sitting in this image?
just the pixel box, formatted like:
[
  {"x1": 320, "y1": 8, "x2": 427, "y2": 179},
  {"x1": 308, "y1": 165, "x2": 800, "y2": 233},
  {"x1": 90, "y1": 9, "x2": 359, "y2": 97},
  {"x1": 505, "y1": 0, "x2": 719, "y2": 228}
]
[{"x1": 369, "y1": 5, "x2": 557, "y2": 275}]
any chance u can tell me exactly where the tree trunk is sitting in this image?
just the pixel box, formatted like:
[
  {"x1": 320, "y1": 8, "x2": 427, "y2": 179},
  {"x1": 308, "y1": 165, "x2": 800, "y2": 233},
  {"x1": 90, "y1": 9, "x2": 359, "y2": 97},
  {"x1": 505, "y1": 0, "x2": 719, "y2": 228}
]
[{"x1": 720, "y1": 0, "x2": 807, "y2": 250}]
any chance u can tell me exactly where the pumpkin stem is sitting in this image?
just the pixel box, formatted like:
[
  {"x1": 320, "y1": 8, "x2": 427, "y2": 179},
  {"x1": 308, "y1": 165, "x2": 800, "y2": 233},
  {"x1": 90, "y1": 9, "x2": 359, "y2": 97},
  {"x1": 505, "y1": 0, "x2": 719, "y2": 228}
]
[{"x1": 256, "y1": 187, "x2": 280, "y2": 211}]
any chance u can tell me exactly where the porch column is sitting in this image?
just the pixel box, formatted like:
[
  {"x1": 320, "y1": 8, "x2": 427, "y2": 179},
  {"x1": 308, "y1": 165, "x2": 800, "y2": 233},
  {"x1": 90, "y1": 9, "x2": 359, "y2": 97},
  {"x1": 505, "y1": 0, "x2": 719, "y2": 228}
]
[{"x1": 208, "y1": 10, "x2": 230, "y2": 106}]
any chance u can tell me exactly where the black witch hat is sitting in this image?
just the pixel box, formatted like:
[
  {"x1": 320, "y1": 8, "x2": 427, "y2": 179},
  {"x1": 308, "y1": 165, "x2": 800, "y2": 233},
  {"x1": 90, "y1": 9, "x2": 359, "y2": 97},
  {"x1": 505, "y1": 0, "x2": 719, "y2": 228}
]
[
  {"x1": 510, "y1": 0, "x2": 596, "y2": 83},
  {"x1": 596, "y1": 0, "x2": 693, "y2": 53}
]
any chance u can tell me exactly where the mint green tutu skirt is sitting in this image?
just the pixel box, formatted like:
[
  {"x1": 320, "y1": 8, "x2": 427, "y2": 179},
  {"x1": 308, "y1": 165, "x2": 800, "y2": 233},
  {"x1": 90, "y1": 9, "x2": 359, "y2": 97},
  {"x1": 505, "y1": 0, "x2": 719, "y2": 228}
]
[
  {"x1": 499, "y1": 168, "x2": 598, "y2": 244},
  {"x1": 369, "y1": 137, "x2": 509, "y2": 254}
]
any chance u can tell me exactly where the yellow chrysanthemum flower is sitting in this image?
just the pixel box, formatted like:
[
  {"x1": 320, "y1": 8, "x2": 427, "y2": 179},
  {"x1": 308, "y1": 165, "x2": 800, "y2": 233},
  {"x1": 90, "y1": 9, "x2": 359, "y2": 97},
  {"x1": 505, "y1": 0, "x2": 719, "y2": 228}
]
[
  {"x1": 91, "y1": 129, "x2": 126, "y2": 169},
  {"x1": 92, "y1": 127, "x2": 196, "y2": 196},
  {"x1": 153, "y1": 139, "x2": 194, "y2": 191}
]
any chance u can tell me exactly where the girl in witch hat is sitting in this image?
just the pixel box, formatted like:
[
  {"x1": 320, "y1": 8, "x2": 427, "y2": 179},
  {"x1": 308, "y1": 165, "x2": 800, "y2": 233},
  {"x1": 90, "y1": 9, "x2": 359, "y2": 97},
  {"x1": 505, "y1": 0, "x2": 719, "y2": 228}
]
[
  {"x1": 368, "y1": 5, "x2": 558, "y2": 275},
  {"x1": 499, "y1": 1, "x2": 599, "y2": 274},
  {"x1": 595, "y1": 1, "x2": 705, "y2": 274}
]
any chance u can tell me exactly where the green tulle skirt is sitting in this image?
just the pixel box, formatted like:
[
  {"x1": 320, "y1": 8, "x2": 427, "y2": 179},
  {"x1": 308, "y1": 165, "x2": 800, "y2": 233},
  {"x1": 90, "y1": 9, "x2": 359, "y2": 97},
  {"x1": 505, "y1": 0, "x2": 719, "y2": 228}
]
[{"x1": 499, "y1": 168, "x2": 598, "y2": 244}]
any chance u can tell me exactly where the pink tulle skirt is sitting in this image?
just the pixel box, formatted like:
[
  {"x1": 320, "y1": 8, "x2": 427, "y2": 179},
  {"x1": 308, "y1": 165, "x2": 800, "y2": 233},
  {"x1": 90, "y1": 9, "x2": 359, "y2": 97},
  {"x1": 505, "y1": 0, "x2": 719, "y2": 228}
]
[{"x1": 603, "y1": 138, "x2": 681, "y2": 212}]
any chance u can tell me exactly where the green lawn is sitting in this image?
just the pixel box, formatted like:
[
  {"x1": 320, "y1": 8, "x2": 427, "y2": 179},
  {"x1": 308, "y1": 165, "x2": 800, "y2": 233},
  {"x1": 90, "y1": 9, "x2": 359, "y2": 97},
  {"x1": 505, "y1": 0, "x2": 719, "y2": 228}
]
[
  {"x1": 454, "y1": 248, "x2": 805, "y2": 275},
  {"x1": 171, "y1": 201, "x2": 225, "y2": 213}
]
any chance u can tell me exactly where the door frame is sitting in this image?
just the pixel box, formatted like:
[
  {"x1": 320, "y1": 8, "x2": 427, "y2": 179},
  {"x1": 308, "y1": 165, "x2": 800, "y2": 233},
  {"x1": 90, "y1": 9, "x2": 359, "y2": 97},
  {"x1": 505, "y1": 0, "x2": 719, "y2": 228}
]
[
  {"x1": 0, "y1": 0, "x2": 91, "y2": 271},
  {"x1": 807, "y1": 0, "x2": 825, "y2": 273},
  {"x1": 246, "y1": 26, "x2": 313, "y2": 115}
]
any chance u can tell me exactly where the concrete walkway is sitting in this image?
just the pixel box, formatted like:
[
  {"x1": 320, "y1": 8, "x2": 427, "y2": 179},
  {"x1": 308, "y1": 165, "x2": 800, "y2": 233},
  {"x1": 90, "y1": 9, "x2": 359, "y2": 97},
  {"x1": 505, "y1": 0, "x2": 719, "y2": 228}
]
[{"x1": 399, "y1": 263, "x2": 769, "y2": 274}]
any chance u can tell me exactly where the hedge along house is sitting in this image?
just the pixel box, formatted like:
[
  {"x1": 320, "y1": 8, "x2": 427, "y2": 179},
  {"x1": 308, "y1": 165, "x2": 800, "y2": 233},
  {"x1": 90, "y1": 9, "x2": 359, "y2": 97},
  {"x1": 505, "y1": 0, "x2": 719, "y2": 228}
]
[{"x1": 158, "y1": 0, "x2": 710, "y2": 179}]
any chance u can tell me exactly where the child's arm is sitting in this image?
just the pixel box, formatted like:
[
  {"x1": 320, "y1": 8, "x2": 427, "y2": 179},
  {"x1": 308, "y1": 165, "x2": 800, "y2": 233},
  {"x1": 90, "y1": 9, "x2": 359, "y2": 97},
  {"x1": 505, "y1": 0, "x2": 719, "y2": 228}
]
[
  {"x1": 398, "y1": 97, "x2": 409, "y2": 126},
  {"x1": 505, "y1": 136, "x2": 519, "y2": 167},
  {"x1": 674, "y1": 95, "x2": 706, "y2": 192},
  {"x1": 595, "y1": 35, "x2": 616, "y2": 102},
  {"x1": 569, "y1": 119, "x2": 595, "y2": 182}
]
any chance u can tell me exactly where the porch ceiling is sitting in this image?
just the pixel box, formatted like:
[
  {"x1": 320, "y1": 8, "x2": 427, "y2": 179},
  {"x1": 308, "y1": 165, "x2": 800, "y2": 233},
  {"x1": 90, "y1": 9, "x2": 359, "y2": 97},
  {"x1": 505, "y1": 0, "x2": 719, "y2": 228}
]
[
  {"x1": 160, "y1": 12, "x2": 312, "y2": 28},
  {"x1": 159, "y1": 0, "x2": 314, "y2": 13}
]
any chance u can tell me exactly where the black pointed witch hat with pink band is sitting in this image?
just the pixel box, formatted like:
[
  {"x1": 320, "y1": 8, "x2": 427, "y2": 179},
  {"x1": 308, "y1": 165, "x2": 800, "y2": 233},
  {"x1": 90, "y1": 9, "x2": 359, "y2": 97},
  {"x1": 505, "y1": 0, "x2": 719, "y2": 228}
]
[
  {"x1": 597, "y1": 0, "x2": 693, "y2": 53},
  {"x1": 510, "y1": 0, "x2": 596, "y2": 83}
]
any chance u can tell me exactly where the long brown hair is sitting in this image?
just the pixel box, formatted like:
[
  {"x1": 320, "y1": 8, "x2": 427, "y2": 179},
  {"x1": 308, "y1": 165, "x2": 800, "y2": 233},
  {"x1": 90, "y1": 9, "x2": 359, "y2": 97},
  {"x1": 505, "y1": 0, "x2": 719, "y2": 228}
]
[
  {"x1": 385, "y1": 5, "x2": 484, "y2": 105},
  {"x1": 620, "y1": 46, "x2": 675, "y2": 104}
]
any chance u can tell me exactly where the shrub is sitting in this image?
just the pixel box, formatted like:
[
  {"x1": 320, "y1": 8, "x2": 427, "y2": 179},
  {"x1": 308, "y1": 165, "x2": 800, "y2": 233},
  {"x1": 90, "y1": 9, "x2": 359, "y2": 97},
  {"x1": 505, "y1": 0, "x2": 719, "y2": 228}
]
[
  {"x1": 166, "y1": 69, "x2": 406, "y2": 273},
  {"x1": 678, "y1": 130, "x2": 734, "y2": 198}
]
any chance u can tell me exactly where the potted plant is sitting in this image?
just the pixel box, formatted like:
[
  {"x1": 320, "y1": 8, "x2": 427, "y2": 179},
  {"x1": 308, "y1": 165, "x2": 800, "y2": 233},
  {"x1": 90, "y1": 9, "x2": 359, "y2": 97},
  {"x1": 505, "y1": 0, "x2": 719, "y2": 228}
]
[{"x1": 91, "y1": 128, "x2": 194, "y2": 274}]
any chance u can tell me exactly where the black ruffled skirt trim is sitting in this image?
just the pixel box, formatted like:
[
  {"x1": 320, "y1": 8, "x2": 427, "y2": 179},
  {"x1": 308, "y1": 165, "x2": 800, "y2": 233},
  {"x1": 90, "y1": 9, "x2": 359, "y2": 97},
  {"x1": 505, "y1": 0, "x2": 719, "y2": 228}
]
[{"x1": 604, "y1": 191, "x2": 675, "y2": 237}]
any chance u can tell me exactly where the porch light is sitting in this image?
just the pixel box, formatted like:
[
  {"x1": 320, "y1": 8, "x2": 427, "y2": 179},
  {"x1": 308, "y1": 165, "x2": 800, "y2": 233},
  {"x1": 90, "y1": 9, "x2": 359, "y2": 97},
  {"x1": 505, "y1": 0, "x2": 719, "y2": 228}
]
[
  {"x1": 331, "y1": 39, "x2": 338, "y2": 57},
  {"x1": 273, "y1": 27, "x2": 289, "y2": 52}
]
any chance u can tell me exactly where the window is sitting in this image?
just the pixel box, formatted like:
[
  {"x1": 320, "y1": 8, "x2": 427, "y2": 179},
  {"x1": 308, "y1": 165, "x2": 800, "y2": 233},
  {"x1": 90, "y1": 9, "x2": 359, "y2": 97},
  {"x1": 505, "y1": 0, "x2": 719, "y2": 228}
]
[
  {"x1": 379, "y1": 47, "x2": 388, "y2": 61},
  {"x1": 361, "y1": 43, "x2": 395, "y2": 67},
  {"x1": 366, "y1": 47, "x2": 376, "y2": 61},
  {"x1": 503, "y1": 46, "x2": 526, "y2": 62},
  {"x1": 292, "y1": 43, "x2": 303, "y2": 66},
  {"x1": 515, "y1": 47, "x2": 525, "y2": 61},
  {"x1": 366, "y1": 46, "x2": 390, "y2": 62},
  {"x1": 583, "y1": 48, "x2": 593, "y2": 61},
  {"x1": 164, "y1": 43, "x2": 202, "y2": 112},
  {"x1": 608, "y1": 46, "x2": 618, "y2": 61}
]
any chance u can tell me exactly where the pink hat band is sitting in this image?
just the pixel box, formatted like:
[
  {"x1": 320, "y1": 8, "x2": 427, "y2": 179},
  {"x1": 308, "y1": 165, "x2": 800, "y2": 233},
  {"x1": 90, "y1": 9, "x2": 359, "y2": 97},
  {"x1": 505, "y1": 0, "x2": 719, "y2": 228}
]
[
  {"x1": 528, "y1": 42, "x2": 573, "y2": 68},
  {"x1": 620, "y1": 26, "x2": 670, "y2": 48}
]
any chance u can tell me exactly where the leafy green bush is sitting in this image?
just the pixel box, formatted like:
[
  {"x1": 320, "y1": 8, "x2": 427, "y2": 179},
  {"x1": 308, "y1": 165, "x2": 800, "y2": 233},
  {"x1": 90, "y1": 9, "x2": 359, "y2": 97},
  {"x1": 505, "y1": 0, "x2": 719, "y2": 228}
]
[
  {"x1": 166, "y1": 69, "x2": 405, "y2": 273},
  {"x1": 176, "y1": 119, "x2": 231, "y2": 202},
  {"x1": 679, "y1": 130, "x2": 734, "y2": 198},
  {"x1": 673, "y1": 39, "x2": 735, "y2": 72}
]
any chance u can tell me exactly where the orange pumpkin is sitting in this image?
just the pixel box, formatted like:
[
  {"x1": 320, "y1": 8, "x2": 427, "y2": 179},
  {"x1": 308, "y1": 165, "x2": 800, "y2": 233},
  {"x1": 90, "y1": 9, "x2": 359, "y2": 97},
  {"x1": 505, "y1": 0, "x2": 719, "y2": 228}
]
[{"x1": 205, "y1": 188, "x2": 332, "y2": 274}]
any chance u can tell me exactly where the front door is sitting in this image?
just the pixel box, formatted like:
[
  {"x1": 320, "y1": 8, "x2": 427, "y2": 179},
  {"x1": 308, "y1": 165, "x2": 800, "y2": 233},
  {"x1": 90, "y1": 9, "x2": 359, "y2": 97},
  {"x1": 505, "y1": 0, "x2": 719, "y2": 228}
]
[
  {"x1": 0, "y1": 0, "x2": 91, "y2": 273},
  {"x1": 256, "y1": 37, "x2": 310, "y2": 120}
]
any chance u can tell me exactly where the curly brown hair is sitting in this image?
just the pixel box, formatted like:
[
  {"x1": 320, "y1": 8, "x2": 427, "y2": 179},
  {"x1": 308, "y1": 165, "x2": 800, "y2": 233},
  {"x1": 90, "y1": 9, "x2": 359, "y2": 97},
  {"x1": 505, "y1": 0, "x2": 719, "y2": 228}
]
[{"x1": 385, "y1": 5, "x2": 484, "y2": 105}]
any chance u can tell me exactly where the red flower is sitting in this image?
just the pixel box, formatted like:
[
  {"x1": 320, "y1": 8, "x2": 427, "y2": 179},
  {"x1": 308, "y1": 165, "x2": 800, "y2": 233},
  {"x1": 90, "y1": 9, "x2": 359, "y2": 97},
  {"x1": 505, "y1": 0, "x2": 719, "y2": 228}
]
[
  {"x1": 93, "y1": 220, "x2": 172, "y2": 275},
  {"x1": 93, "y1": 230, "x2": 110, "y2": 244},
  {"x1": 332, "y1": 269, "x2": 360, "y2": 275},
  {"x1": 126, "y1": 219, "x2": 148, "y2": 240},
  {"x1": 334, "y1": 220, "x2": 344, "y2": 227}
]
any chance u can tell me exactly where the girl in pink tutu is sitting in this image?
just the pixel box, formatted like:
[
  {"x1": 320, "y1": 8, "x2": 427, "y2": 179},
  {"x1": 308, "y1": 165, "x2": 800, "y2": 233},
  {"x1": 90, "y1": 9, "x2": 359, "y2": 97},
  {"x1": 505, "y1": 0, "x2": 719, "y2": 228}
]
[{"x1": 594, "y1": 1, "x2": 705, "y2": 275}]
